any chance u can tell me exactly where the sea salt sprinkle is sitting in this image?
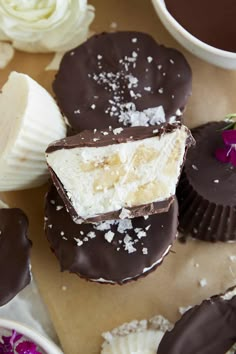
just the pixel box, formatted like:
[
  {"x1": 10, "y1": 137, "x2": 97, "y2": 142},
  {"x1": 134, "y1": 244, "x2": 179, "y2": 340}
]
[
  {"x1": 118, "y1": 105, "x2": 167, "y2": 126},
  {"x1": 74, "y1": 218, "x2": 151, "y2": 255},
  {"x1": 88, "y1": 47, "x2": 179, "y2": 126}
]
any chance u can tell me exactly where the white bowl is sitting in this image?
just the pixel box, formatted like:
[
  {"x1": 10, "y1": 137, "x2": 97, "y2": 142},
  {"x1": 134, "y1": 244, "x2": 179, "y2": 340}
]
[
  {"x1": 152, "y1": 0, "x2": 236, "y2": 70},
  {"x1": 0, "y1": 318, "x2": 63, "y2": 354}
]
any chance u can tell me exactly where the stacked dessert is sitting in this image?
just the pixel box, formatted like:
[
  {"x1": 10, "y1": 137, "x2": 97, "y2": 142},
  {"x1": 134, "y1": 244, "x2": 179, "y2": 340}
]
[{"x1": 44, "y1": 31, "x2": 194, "y2": 284}]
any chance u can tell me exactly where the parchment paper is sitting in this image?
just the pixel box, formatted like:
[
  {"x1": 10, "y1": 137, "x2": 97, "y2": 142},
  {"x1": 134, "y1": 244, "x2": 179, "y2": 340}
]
[{"x1": 1, "y1": 1, "x2": 236, "y2": 353}]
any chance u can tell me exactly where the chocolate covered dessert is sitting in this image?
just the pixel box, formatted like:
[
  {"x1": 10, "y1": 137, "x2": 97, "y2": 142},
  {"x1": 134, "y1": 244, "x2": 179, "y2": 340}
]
[
  {"x1": 45, "y1": 185, "x2": 178, "y2": 284},
  {"x1": 158, "y1": 287, "x2": 236, "y2": 354},
  {"x1": 53, "y1": 31, "x2": 192, "y2": 132},
  {"x1": 0, "y1": 203, "x2": 31, "y2": 306},
  {"x1": 46, "y1": 124, "x2": 193, "y2": 223},
  {"x1": 177, "y1": 121, "x2": 236, "y2": 241}
]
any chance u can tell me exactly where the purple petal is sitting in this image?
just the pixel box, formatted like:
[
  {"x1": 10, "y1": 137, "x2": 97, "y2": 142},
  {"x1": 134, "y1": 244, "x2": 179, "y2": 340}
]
[
  {"x1": 229, "y1": 148, "x2": 236, "y2": 166},
  {"x1": 10, "y1": 330, "x2": 22, "y2": 346},
  {"x1": 0, "y1": 341, "x2": 14, "y2": 353},
  {"x1": 222, "y1": 129, "x2": 236, "y2": 145},
  {"x1": 16, "y1": 340, "x2": 42, "y2": 354},
  {"x1": 215, "y1": 147, "x2": 230, "y2": 163},
  {"x1": 2, "y1": 335, "x2": 12, "y2": 345}
]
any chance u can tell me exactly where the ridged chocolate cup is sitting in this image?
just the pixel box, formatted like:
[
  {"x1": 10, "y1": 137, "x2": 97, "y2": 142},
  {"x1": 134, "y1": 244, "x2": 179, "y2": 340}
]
[{"x1": 177, "y1": 121, "x2": 236, "y2": 242}]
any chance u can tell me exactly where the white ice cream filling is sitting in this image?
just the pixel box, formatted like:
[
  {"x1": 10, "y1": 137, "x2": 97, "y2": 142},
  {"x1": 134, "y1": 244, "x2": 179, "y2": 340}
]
[{"x1": 47, "y1": 126, "x2": 188, "y2": 219}]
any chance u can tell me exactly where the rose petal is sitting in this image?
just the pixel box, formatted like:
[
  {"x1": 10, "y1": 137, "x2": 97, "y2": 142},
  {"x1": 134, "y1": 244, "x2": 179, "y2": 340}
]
[
  {"x1": 215, "y1": 147, "x2": 231, "y2": 163},
  {"x1": 229, "y1": 148, "x2": 236, "y2": 166},
  {"x1": 222, "y1": 129, "x2": 236, "y2": 145}
]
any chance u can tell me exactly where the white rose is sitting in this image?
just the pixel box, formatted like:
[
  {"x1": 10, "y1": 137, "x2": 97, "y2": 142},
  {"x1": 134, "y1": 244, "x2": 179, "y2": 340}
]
[{"x1": 0, "y1": 0, "x2": 95, "y2": 53}]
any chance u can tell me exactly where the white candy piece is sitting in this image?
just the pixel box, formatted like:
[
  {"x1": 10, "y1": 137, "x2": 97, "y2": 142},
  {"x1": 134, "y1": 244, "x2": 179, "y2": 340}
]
[
  {"x1": 0, "y1": 72, "x2": 66, "y2": 191},
  {"x1": 46, "y1": 125, "x2": 190, "y2": 220},
  {"x1": 101, "y1": 315, "x2": 172, "y2": 354}
]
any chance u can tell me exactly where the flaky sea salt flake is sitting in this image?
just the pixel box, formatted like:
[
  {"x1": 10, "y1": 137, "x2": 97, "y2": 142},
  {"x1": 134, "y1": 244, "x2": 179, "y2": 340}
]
[{"x1": 104, "y1": 231, "x2": 115, "y2": 243}]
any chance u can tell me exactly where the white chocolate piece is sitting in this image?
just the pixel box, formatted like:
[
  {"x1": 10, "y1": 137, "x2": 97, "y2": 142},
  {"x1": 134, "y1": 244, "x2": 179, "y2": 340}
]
[
  {"x1": 46, "y1": 125, "x2": 189, "y2": 220},
  {"x1": 0, "y1": 72, "x2": 66, "y2": 191},
  {"x1": 101, "y1": 315, "x2": 172, "y2": 354}
]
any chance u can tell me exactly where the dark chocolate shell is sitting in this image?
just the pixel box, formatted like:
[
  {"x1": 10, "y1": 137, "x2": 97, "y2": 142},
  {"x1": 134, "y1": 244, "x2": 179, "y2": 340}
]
[
  {"x1": 177, "y1": 121, "x2": 236, "y2": 242},
  {"x1": 45, "y1": 184, "x2": 179, "y2": 284}
]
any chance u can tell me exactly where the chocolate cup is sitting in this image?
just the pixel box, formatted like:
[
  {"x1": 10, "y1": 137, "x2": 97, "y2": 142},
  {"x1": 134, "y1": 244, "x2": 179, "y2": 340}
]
[
  {"x1": 177, "y1": 121, "x2": 236, "y2": 242},
  {"x1": 44, "y1": 184, "x2": 179, "y2": 284},
  {"x1": 0, "y1": 208, "x2": 32, "y2": 306},
  {"x1": 53, "y1": 31, "x2": 192, "y2": 132},
  {"x1": 158, "y1": 287, "x2": 236, "y2": 354}
]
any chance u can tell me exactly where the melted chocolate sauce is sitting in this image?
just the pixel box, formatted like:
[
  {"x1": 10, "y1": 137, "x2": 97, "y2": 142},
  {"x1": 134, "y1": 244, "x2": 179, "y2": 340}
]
[{"x1": 165, "y1": 0, "x2": 236, "y2": 52}]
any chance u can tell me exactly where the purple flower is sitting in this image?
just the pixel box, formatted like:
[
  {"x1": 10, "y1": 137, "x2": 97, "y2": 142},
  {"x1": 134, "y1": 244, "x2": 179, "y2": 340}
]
[
  {"x1": 9, "y1": 331, "x2": 22, "y2": 347},
  {"x1": 0, "y1": 331, "x2": 41, "y2": 354},
  {"x1": 16, "y1": 341, "x2": 42, "y2": 354},
  {"x1": 215, "y1": 129, "x2": 236, "y2": 166},
  {"x1": 0, "y1": 330, "x2": 22, "y2": 353}
]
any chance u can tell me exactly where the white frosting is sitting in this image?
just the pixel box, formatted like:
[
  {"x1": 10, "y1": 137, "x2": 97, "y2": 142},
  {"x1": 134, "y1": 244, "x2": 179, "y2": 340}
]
[
  {"x1": 46, "y1": 125, "x2": 188, "y2": 219},
  {"x1": 0, "y1": 0, "x2": 94, "y2": 53}
]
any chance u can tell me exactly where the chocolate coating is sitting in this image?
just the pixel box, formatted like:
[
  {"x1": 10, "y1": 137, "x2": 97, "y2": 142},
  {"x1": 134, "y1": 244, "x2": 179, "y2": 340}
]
[
  {"x1": 177, "y1": 121, "x2": 236, "y2": 241},
  {"x1": 0, "y1": 208, "x2": 31, "y2": 306},
  {"x1": 46, "y1": 124, "x2": 193, "y2": 223},
  {"x1": 45, "y1": 185, "x2": 178, "y2": 284},
  {"x1": 46, "y1": 123, "x2": 184, "y2": 152},
  {"x1": 158, "y1": 290, "x2": 236, "y2": 354},
  {"x1": 53, "y1": 31, "x2": 192, "y2": 132}
]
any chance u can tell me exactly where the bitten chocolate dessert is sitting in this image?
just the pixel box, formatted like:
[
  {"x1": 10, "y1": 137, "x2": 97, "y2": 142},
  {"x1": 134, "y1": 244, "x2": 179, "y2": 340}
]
[
  {"x1": 46, "y1": 124, "x2": 193, "y2": 223},
  {"x1": 158, "y1": 287, "x2": 236, "y2": 354},
  {"x1": 53, "y1": 31, "x2": 192, "y2": 132},
  {"x1": 0, "y1": 204, "x2": 31, "y2": 306},
  {"x1": 177, "y1": 121, "x2": 236, "y2": 241},
  {"x1": 45, "y1": 185, "x2": 178, "y2": 284}
]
